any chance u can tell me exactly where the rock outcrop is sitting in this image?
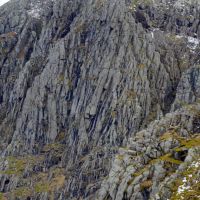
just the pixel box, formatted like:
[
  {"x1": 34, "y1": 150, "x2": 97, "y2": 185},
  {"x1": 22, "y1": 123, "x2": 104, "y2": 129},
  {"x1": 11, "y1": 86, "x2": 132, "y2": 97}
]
[{"x1": 0, "y1": 0, "x2": 199, "y2": 199}]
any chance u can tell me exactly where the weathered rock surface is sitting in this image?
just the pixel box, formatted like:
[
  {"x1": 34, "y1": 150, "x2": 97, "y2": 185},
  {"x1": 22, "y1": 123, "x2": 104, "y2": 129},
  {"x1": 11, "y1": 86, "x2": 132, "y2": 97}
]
[
  {"x1": 98, "y1": 101, "x2": 200, "y2": 200},
  {"x1": 0, "y1": 0, "x2": 199, "y2": 199}
]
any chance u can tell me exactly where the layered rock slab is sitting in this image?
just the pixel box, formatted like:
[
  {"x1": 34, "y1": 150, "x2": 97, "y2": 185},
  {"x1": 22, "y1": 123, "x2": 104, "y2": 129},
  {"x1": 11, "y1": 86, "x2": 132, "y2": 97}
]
[{"x1": 0, "y1": 0, "x2": 199, "y2": 199}]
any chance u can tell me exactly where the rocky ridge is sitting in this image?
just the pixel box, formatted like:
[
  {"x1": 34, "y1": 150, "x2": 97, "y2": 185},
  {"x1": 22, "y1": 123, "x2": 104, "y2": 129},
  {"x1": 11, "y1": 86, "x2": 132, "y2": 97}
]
[{"x1": 0, "y1": 0, "x2": 199, "y2": 199}]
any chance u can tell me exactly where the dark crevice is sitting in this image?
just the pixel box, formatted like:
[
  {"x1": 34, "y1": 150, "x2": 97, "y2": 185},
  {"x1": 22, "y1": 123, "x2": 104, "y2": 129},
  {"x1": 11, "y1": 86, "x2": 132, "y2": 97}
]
[
  {"x1": 59, "y1": 11, "x2": 78, "y2": 38},
  {"x1": 135, "y1": 11, "x2": 150, "y2": 29},
  {"x1": 141, "y1": 189, "x2": 150, "y2": 200},
  {"x1": 4, "y1": 179, "x2": 10, "y2": 185},
  {"x1": 173, "y1": 149, "x2": 188, "y2": 162}
]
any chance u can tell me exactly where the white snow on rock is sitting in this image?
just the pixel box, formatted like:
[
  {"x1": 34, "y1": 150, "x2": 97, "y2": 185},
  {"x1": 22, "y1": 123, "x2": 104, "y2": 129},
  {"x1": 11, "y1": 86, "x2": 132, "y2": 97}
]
[
  {"x1": 0, "y1": 0, "x2": 10, "y2": 7},
  {"x1": 177, "y1": 159, "x2": 200, "y2": 195},
  {"x1": 27, "y1": 1, "x2": 43, "y2": 19},
  {"x1": 28, "y1": 8, "x2": 41, "y2": 19},
  {"x1": 191, "y1": 159, "x2": 200, "y2": 168},
  {"x1": 27, "y1": 0, "x2": 55, "y2": 19},
  {"x1": 151, "y1": 31, "x2": 154, "y2": 38},
  {"x1": 177, "y1": 184, "x2": 190, "y2": 194},
  {"x1": 175, "y1": 0, "x2": 200, "y2": 7},
  {"x1": 175, "y1": 35, "x2": 184, "y2": 39},
  {"x1": 187, "y1": 36, "x2": 200, "y2": 49},
  {"x1": 174, "y1": 34, "x2": 199, "y2": 50}
]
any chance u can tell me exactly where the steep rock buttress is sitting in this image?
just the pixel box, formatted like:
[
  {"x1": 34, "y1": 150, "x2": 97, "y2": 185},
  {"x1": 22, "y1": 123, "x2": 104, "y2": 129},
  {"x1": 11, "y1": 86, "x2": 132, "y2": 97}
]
[{"x1": 0, "y1": 0, "x2": 199, "y2": 199}]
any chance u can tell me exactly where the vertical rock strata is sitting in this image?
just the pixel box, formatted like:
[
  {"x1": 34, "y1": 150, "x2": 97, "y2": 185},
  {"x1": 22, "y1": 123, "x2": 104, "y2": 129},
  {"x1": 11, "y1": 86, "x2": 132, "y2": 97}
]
[{"x1": 0, "y1": 0, "x2": 199, "y2": 199}]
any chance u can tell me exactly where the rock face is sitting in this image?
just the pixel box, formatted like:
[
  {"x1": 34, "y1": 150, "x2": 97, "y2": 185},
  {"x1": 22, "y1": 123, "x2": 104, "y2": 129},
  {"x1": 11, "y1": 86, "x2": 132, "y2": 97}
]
[{"x1": 0, "y1": 0, "x2": 199, "y2": 199}]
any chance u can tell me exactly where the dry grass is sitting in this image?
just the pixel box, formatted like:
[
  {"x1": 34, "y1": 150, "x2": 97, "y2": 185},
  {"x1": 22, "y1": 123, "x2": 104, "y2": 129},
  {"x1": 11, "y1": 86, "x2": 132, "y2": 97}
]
[{"x1": 140, "y1": 180, "x2": 153, "y2": 190}]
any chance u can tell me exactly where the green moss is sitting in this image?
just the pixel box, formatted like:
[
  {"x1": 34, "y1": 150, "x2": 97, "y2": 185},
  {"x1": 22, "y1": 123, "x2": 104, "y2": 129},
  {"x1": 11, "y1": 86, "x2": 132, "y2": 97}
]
[
  {"x1": 2, "y1": 169, "x2": 16, "y2": 175},
  {"x1": 0, "y1": 193, "x2": 4, "y2": 200},
  {"x1": 160, "y1": 131, "x2": 200, "y2": 151},
  {"x1": 179, "y1": 137, "x2": 200, "y2": 149},
  {"x1": 43, "y1": 143, "x2": 64, "y2": 152},
  {"x1": 148, "y1": 152, "x2": 183, "y2": 166},
  {"x1": 160, "y1": 131, "x2": 178, "y2": 141},
  {"x1": 133, "y1": 166, "x2": 149, "y2": 177},
  {"x1": 173, "y1": 136, "x2": 200, "y2": 153},
  {"x1": 0, "y1": 156, "x2": 26, "y2": 175},
  {"x1": 160, "y1": 153, "x2": 183, "y2": 165},
  {"x1": 34, "y1": 183, "x2": 49, "y2": 193},
  {"x1": 57, "y1": 74, "x2": 65, "y2": 83},
  {"x1": 12, "y1": 187, "x2": 32, "y2": 198},
  {"x1": 34, "y1": 174, "x2": 65, "y2": 194}
]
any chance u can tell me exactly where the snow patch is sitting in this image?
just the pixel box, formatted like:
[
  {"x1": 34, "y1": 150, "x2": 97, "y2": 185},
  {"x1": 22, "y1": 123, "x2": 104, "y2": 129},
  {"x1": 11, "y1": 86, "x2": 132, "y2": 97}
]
[
  {"x1": 187, "y1": 36, "x2": 200, "y2": 49},
  {"x1": 191, "y1": 160, "x2": 200, "y2": 168},
  {"x1": 177, "y1": 184, "x2": 191, "y2": 194},
  {"x1": 151, "y1": 31, "x2": 154, "y2": 38},
  {"x1": 175, "y1": 0, "x2": 200, "y2": 8},
  {"x1": 0, "y1": 0, "x2": 10, "y2": 7},
  {"x1": 28, "y1": 8, "x2": 41, "y2": 19},
  {"x1": 150, "y1": 28, "x2": 163, "y2": 39},
  {"x1": 174, "y1": 34, "x2": 199, "y2": 50},
  {"x1": 27, "y1": 0, "x2": 55, "y2": 19},
  {"x1": 175, "y1": 35, "x2": 184, "y2": 39},
  {"x1": 177, "y1": 177, "x2": 191, "y2": 195},
  {"x1": 177, "y1": 159, "x2": 200, "y2": 195},
  {"x1": 27, "y1": 2, "x2": 42, "y2": 19}
]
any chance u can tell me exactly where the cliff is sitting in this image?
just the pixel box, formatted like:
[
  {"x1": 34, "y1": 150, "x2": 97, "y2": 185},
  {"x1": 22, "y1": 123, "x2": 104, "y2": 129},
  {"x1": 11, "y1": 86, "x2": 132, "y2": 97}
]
[{"x1": 0, "y1": 0, "x2": 199, "y2": 199}]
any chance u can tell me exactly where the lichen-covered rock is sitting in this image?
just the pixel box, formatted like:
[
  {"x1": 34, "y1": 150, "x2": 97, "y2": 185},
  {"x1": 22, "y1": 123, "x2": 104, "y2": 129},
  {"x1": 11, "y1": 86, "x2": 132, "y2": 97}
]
[
  {"x1": 0, "y1": 0, "x2": 199, "y2": 199},
  {"x1": 98, "y1": 103, "x2": 200, "y2": 200}
]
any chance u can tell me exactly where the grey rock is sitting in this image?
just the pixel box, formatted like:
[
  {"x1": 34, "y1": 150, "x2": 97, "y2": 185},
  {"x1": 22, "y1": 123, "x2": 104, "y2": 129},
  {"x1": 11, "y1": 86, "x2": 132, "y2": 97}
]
[{"x1": 0, "y1": 0, "x2": 200, "y2": 199}]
